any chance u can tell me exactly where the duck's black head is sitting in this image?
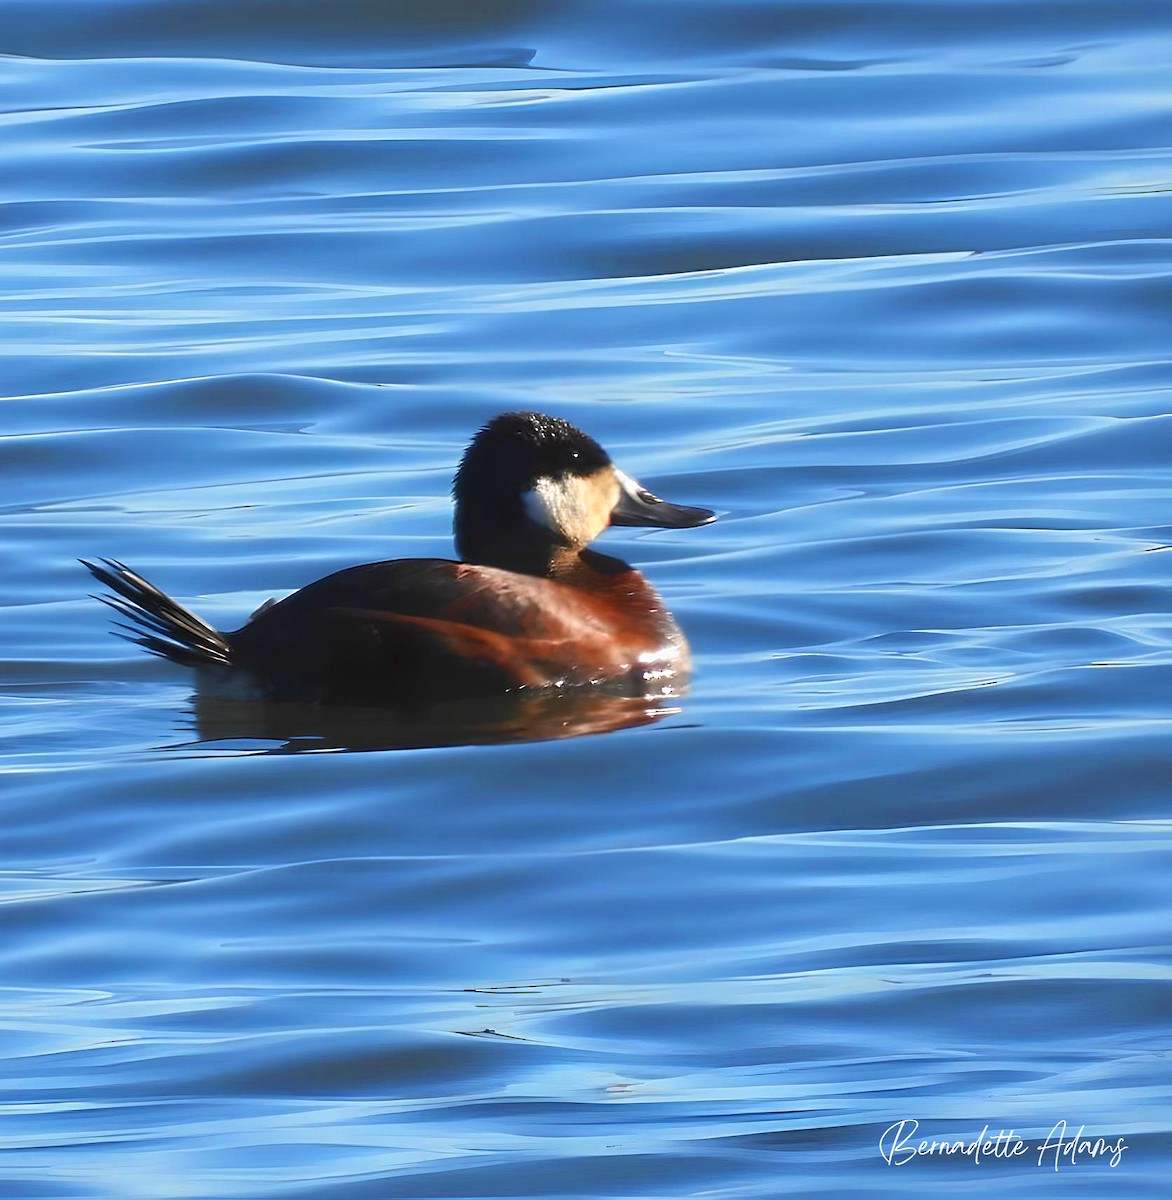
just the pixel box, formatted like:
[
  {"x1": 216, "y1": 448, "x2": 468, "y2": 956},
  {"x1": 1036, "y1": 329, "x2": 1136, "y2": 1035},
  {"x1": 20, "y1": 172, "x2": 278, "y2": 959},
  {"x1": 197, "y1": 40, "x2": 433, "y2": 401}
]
[{"x1": 453, "y1": 411, "x2": 715, "y2": 571}]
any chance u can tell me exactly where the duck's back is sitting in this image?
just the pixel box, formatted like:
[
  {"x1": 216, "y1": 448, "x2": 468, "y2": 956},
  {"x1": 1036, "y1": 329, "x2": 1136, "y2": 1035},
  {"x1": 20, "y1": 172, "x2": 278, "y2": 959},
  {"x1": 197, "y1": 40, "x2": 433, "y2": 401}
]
[{"x1": 226, "y1": 552, "x2": 689, "y2": 703}]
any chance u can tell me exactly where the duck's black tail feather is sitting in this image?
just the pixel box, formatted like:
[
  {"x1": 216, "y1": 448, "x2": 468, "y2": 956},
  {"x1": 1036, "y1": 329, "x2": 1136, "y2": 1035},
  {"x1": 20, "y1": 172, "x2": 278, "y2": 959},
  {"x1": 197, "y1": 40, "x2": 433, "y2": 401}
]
[{"x1": 81, "y1": 558, "x2": 233, "y2": 668}]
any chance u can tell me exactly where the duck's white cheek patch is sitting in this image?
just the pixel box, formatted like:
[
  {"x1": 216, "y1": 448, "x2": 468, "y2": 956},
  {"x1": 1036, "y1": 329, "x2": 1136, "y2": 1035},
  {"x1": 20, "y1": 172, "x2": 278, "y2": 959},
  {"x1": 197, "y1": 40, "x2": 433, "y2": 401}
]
[
  {"x1": 520, "y1": 477, "x2": 559, "y2": 535},
  {"x1": 522, "y1": 477, "x2": 568, "y2": 535}
]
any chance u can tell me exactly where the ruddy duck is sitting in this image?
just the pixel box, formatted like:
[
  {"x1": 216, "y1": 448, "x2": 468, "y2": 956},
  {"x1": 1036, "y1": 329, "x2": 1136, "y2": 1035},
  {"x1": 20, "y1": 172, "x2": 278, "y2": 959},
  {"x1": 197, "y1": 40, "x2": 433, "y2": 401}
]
[{"x1": 83, "y1": 411, "x2": 715, "y2": 705}]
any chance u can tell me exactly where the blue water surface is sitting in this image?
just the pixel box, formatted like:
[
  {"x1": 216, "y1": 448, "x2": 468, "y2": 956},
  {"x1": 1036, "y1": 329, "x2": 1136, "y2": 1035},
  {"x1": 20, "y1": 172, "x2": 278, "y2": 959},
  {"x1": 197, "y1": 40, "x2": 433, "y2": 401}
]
[{"x1": 2, "y1": 1, "x2": 1172, "y2": 1196}]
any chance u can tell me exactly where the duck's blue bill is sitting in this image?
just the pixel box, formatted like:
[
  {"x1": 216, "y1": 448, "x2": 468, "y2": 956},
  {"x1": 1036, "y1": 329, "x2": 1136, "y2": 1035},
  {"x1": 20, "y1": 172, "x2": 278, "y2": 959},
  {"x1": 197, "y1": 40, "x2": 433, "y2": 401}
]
[{"x1": 609, "y1": 468, "x2": 717, "y2": 529}]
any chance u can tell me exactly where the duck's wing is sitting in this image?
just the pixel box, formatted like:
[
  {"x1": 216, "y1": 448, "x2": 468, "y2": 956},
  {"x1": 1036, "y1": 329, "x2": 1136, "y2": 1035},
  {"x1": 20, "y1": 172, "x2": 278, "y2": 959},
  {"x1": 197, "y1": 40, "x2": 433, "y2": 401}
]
[
  {"x1": 226, "y1": 559, "x2": 616, "y2": 700},
  {"x1": 330, "y1": 608, "x2": 555, "y2": 689}
]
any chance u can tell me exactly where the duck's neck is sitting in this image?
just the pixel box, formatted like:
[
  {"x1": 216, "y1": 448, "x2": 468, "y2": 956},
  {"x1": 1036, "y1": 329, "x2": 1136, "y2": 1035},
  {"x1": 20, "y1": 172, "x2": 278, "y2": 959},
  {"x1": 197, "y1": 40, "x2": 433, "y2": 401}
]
[
  {"x1": 458, "y1": 523, "x2": 630, "y2": 581},
  {"x1": 456, "y1": 522, "x2": 568, "y2": 577}
]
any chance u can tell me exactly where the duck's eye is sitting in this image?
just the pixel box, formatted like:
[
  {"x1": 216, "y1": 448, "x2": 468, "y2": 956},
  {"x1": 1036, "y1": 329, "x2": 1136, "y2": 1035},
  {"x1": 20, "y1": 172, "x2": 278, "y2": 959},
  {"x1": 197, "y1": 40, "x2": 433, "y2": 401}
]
[{"x1": 570, "y1": 451, "x2": 580, "y2": 460}]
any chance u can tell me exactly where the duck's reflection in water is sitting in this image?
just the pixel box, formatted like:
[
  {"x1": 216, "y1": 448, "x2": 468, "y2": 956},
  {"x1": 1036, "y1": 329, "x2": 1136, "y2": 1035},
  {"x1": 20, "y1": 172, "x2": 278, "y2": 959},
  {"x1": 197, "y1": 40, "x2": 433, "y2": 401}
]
[{"x1": 179, "y1": 687, "x2": 680, "y2": 753}]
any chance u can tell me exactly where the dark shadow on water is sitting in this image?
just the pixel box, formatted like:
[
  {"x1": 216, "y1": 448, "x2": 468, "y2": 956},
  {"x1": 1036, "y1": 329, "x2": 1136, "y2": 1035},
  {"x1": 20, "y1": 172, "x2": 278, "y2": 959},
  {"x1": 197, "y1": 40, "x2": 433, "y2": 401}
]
[{"x1": 173, "y1": 688, "x2": 679, "y2": 754}]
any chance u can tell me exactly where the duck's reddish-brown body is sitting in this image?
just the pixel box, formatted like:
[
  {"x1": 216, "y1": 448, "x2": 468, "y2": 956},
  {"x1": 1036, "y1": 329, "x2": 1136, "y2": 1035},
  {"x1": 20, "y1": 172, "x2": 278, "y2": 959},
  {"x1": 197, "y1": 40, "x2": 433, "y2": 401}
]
[{"x1": 228, "y1": 549, "x2": 687, "y2": 704}]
